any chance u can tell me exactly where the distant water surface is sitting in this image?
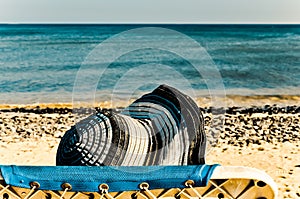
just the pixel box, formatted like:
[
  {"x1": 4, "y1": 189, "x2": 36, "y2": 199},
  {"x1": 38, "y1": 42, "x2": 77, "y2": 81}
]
[{"x1": 0, "y1": 24, "x2": 299, "y2": 104}]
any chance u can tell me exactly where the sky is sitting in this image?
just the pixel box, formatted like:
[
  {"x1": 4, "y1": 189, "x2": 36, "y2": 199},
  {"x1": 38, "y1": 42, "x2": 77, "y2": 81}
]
[{"x1": 0, "y1": 0, "x2": 300, "y2": 24}]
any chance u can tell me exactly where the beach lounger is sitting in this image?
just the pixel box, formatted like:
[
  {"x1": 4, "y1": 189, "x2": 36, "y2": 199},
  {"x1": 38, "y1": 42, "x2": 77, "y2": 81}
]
[{"x1": 0, "y1": 165, "x2": 278, "y2": 199}]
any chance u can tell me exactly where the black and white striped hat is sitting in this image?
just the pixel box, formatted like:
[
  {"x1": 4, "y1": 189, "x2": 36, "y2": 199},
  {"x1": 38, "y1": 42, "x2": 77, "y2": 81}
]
[{"x1": 56, "y1": 84, "x2": 206, "y2": 166}]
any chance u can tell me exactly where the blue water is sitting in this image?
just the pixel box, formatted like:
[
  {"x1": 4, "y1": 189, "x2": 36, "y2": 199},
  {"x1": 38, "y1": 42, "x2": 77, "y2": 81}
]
[{"x1": 0, "y1": 25, "x2": 299, "y2": 104}]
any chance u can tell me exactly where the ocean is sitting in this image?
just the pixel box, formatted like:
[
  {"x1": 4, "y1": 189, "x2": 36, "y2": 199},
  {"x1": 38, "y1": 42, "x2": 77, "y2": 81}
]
[{"x1": 0, "y1": 24, "x2": 299, "y2": 105}]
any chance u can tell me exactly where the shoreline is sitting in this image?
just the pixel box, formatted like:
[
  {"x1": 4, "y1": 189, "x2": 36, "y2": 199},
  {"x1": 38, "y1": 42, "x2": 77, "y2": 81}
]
[{"x1": 0, "y1": 94, "x2": 299, "y2": 110}]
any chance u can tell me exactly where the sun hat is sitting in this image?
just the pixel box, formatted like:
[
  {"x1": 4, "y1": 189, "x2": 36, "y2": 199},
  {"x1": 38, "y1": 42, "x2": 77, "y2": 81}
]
[{"x1": 56, "y1": 84, "x2": 206, "y2": 166}]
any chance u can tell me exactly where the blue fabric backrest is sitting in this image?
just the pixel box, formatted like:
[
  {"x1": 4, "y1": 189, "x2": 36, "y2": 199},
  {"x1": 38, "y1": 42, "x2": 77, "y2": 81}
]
[{"x1": 1, "y1": 165, "x2": 219, "y2": 192}]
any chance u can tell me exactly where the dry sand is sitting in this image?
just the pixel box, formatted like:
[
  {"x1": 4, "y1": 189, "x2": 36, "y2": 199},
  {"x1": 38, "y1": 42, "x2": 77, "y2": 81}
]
[{"x1": 0, "y1": 98, "x2": 299, "y2": 198}]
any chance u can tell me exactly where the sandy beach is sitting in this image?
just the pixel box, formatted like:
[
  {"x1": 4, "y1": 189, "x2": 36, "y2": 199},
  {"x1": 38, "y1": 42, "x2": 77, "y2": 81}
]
[{"x1": 0, "y1": 98, "x2": 299, "y2": 198}]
